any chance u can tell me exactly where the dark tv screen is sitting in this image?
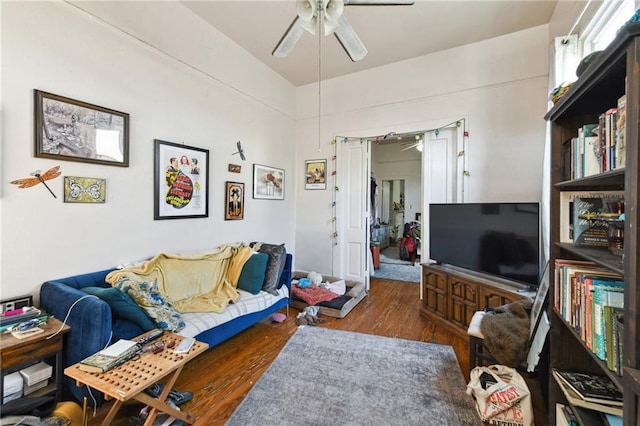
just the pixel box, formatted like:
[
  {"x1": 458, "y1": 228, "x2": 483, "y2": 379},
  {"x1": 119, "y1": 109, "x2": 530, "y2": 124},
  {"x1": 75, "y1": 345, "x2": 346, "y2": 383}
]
[{"x1": 429, "y1": 202, "x2": 540, "y2": 286}]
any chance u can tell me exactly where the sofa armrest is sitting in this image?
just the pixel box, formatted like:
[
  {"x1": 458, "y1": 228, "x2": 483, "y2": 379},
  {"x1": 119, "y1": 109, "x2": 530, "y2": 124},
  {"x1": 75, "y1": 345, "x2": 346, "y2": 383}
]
[{"x1": 40, "y1": 278, "x2": 115, "y2": 366}]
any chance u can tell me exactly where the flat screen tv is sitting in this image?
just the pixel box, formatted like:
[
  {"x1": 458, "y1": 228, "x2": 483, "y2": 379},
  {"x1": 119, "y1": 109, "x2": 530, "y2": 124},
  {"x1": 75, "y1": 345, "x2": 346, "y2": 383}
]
[{"x1": 429, "y1": 202, "x2": 541, "y2": 287}]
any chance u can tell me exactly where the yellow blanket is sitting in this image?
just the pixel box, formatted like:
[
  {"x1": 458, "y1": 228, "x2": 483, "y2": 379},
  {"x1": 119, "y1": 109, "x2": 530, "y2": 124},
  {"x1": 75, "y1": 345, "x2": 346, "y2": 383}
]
[{"x1": 106, "y1": 243, "x2": 254, "y2": 313}]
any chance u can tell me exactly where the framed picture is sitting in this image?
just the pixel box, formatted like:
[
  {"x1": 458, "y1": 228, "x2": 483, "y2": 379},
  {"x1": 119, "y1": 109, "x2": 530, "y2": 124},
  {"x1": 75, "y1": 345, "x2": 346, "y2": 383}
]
[
  {"x1": 34, "y1": 90, "x2": 129, "y2": 167},
  {"x1": 225, "y1": 181, "x2": 244, "y2": 220},
  {"x1": 253, "y1": 164, "x2": 284, "y2": 200},
  {"x1": 305, "y1": 159, "x2": 327, "y2": 190},
  {"x1": 63, "y1": 176, "x2": 106, "y2": 203},
  {"x1": 154, "y1": 139, "x2": 209, "y2": 220},
  {"x1": 529, "y1": 261, "x2": 550, "y2": 338}
]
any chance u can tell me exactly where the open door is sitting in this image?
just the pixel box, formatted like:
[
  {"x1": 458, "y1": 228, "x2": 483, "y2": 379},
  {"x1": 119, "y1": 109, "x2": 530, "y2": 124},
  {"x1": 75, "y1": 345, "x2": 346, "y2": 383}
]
[{"x1": 335, "y1": 138, "x2": 370, "y2": 289}]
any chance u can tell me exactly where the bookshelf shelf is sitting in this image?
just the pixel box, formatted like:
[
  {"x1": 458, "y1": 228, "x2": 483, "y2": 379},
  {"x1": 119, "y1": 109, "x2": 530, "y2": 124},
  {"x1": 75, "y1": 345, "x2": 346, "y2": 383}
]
[{"x1": 546, "y1": 21, "x2": 640, "y2": 424}]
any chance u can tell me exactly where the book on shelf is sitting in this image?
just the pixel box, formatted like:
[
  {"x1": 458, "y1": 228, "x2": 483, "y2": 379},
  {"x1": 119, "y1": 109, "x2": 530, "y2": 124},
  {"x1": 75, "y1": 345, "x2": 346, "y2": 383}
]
[
  {"x1": 556, "y1": 403, "x2": 578, "y2": 426},
  {"x1": 572, "y1": 196, "x2": 624, "y2": 248},
  {"x1": 613, "y1": 312, "x2": 624, "y2": 375},
  {"x1": 559, "y1": 191, "x2": 623, "y2": 244},
  {"x1": 580, "y1": 124, "x2": 601, "y2": 177},
  {"x1": 554, "y1": 369, "x2": 623, "y2": 405},
  {"x1": 615, "y1": 94, "x2": 626, "y2": 170},
  {"x1": 602, "y1": 412, "x2": 623, "y2": 426},
  {"x1": 592, "y1": 279, "x2": 624, "y2": 360},
  {"x1": 78, "y1": 339, "x2": 140, "y2": 373},
  {"x1": 605, "y1": 306, "x2": 624, "y2": 373},
  {"x1": 552, "y1": 370, "x2": 623, "y2": 417}
]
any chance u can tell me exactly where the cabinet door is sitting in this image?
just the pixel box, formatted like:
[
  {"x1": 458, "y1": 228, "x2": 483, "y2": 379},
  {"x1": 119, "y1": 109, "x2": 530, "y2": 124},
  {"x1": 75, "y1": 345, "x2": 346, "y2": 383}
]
[
  {"x1": 422, "y1": 268, "x2": 447, "y2": 318},
  {"x1": 449, "y1": 277, "x2": 479, "y2": 330},
  {"x1": 482, "y1": 287, "x2": 522, "y2": 310}
]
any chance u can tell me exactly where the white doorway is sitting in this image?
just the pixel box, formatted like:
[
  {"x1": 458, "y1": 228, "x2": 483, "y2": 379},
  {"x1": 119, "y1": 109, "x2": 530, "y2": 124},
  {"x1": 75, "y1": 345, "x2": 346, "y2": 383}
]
[{"x1": 335, "y1": 123, "x2": 463, "y2": 286}]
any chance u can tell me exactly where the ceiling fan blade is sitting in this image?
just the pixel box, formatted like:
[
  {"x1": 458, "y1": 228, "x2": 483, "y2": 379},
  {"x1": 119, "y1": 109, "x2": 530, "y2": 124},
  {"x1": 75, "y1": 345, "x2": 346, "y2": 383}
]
[
  {"x1": 333, "y1": 15, "x2": 367, "y2": 61},
  {"x1": 273, "y1": 17, "x2": 308, "y2": 58},
  {"x1": 344, "y1": 0, "x2": 414, "y2": 5},
  {"x1": 401, "y1": 142, "x2": 421, "y2": 151}
]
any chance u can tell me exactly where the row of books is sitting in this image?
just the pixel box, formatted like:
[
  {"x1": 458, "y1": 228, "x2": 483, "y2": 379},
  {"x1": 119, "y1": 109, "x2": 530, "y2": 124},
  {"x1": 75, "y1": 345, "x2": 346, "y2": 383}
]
[
  {"x1": 554, "y1": 259, "x2": 624, "y2": 374},
  {"x1": 553, "y1": 369, "x2": 623, "y2": 419},
  {"x1": 562, "y1": 94, "x2": 626, "y2": 180}
]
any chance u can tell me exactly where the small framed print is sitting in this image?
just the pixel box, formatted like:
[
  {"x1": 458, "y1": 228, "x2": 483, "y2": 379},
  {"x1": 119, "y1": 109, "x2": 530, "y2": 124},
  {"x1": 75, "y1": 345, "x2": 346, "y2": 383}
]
[
  {"x1": 253, "y1": 164, "x2": 284, "y2": 200},
  {"x1": 34, "y1": 90, "x2": 129, "y2": 167},
  {"x1": 305, "y1": 159, "x2": 327, "y2": 190},
  {"x1": 225, "y1": 181, "x2": 244, "y2": 220},
  {"x1": 63, "y1": 176, "x2": 106, "y2": 203},
  {"x1": 154, "y1": 139, "x2": 209, "y2": 220}
]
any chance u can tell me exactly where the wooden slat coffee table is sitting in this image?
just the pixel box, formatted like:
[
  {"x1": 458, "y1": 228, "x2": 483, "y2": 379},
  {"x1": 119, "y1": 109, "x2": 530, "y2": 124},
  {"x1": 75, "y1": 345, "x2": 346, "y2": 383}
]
[{"x1": 65, "y1": 332, "x2": 208, "y2": 426}]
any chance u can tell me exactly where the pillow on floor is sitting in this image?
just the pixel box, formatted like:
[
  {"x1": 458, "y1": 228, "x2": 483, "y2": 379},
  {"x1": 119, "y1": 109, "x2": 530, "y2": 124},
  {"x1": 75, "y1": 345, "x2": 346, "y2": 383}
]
[
  {"x1": 114, "y1": 278, "x2": 185, "y2": 332},
  {"x1": 81, "y1": 286, "x2": 156, "y2": 332},
  {"x1": 237, "y1": 253, "x2": 269, "y2": 294}
]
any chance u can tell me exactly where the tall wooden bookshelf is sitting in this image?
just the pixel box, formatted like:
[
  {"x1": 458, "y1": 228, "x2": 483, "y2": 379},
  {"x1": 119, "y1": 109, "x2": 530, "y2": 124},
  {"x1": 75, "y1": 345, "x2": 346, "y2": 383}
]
[{"x1": 545, "y1": 22, "x2": 640, "y2": 425}]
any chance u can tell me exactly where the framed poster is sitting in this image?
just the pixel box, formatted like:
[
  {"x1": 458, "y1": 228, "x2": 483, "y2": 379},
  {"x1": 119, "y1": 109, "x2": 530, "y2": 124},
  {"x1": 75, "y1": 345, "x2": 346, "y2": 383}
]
[
  {"x1": 154, "y1": 139, "x2": 209, "y2": 220},
  {"x1": 253, "y1": 164, "x2": 284, "y2": 200},
  {"x1": 305, "y1": 159, "x2": 327, "y2": 190},
  {"x1": 225, "y1": 181, "x2": 244, "y2": 220},
  {"x1": 34, "y1": 90, "x2": 129, "y2": 167}
]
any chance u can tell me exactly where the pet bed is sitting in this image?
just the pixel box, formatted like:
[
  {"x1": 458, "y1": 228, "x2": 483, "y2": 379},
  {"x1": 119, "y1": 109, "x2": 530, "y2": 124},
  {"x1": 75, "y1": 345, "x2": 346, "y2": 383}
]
[{"x1": 290, "y1": 272, "x2": 366, "y2": 318}]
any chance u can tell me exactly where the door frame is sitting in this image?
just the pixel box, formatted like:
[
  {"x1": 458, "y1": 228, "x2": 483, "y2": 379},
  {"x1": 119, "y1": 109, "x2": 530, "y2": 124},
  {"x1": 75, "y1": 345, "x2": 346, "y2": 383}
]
[{"x1": 334, "y1": 116, "x2": 467, "y2": 291}]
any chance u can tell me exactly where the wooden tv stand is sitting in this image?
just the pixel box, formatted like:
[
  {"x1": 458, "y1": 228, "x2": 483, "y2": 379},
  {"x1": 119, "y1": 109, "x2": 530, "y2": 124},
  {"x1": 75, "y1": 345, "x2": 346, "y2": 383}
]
[{"x1": 420, "y1": 263, "x2": 532, "y2": 339}]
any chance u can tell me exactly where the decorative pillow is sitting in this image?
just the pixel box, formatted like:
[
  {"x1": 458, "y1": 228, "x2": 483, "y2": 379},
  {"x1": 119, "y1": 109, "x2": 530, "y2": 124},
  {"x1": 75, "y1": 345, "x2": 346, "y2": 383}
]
[
  {"x1": 252, "y1": 242, "x2": 286, "y2": 295},
  {"x1": 114, "y1": 278, "x2": 185, "y2": 332},
  {"x1": 237, "y1": 253, "x2": 269, "y2": 295},
  {"x1": 81, "y1": 286, "x2": 156, "y2": 332}
]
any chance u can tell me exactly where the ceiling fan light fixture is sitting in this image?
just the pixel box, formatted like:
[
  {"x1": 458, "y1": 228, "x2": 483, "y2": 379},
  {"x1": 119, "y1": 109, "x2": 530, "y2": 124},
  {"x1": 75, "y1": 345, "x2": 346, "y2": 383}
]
[{"x1": 324, "y1": 0, "x2": 344, "y2": 35}]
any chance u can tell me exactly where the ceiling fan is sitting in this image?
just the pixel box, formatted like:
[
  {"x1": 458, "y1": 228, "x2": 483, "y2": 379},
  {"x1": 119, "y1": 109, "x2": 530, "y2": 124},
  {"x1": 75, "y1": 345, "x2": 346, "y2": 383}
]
[{"x1": 273, "y1": 0, "x2": 414, "y2": 62}]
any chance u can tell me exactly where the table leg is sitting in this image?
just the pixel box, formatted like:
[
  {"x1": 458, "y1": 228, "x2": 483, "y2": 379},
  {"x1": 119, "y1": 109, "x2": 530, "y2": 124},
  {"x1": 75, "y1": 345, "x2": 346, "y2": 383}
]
[
  {"x1": 100, "y1": 400, "x2": 124, "y2": 426},
  {"x1": 136, "y1": 365, "x2": 196, "y2": 425}
]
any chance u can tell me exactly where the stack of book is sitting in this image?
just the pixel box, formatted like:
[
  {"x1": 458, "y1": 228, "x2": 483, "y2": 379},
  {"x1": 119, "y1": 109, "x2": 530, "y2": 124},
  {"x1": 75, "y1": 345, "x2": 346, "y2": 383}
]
[
  {"x1": 552, "y1": 369, "x2": 623, "y2": 417},
  {"x1": 554, "y1": 259, "x2": 624, "y2": 371}
]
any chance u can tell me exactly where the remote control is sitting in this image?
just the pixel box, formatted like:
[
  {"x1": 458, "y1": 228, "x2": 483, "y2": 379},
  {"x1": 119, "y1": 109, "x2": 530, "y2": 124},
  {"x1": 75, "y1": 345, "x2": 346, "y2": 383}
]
[
  {"x1": 136, "y1": 328, "x2": 163, "y2": 345},
  {"x1": 174, "y1": 337, "x2": 195, "y2": 354}
]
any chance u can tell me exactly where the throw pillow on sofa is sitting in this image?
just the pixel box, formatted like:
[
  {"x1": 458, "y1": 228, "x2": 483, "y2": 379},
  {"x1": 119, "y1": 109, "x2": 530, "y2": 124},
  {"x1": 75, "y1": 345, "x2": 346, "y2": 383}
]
[
  {"x1": 237, "y1": 252, "x2": 269, "y2": 294},
  {"x1": 251, "y1": 242, "x2": 286, "y2": 295},
  {"x1": 81, "y1": 286, "x2": 156, "y2": 332},
  {"x1": 114, "y1": 278, "x2": 185, "y2": 332}
]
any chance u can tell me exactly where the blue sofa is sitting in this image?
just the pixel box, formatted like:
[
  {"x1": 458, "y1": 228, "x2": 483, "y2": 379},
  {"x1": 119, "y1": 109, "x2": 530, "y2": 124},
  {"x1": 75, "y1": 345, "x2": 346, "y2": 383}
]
[{"x1": 40, "y1": 253, "x2": 292, "y2": 405}]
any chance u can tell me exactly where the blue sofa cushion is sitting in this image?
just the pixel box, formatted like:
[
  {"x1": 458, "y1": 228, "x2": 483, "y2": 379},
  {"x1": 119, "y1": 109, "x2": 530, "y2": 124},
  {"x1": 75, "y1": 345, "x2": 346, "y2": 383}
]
[
  {"x1": 237, "y1": 253, "x2": 269, "y2": 294},
  {"x1": 81, "y1": 286, "x2": 155, "y2": 332}
]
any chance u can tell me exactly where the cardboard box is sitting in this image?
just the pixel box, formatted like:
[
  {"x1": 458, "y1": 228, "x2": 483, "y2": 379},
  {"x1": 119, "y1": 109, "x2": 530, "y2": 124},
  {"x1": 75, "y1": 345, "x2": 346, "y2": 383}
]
[
  {"x1": 2, "y1": 371, "x2": 23, "y2": 403},
  {"x1": 23, "y1": 379, "x2": 49, "y2": 395},
  {"x1": 19, "y1": 361, "x2": 52, "y2": 386}
]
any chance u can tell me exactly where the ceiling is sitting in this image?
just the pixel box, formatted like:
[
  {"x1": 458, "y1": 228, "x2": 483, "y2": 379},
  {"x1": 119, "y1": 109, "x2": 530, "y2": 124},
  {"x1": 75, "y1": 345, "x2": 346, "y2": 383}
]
[{"x1": 182, "y1": 0, "x2": 558, "y2": 87}]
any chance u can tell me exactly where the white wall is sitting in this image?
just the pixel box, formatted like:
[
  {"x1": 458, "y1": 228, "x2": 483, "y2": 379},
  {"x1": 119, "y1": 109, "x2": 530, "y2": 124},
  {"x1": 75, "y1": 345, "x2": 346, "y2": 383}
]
[
  {"x1": 293, "y1": 25, "x2": 550, "y2": 276},
  {"x1": 1, "y1": 2, "x2": 297, "y2": 300}
]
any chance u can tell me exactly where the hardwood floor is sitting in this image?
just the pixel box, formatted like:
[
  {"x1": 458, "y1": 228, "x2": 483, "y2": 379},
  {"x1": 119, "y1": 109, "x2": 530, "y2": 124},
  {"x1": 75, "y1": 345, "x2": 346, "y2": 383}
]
[{"x1": 85, "y1": 278, "x2": 547, "y2": 425}]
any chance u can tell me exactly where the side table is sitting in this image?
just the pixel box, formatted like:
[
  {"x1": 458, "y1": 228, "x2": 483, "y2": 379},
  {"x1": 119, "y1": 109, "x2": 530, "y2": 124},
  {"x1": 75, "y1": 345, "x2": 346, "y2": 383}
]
[
  {"x1": 64, "y1": 332, "x2": 208, "y2": 426},
  {"x1": 0, "y1": 317, "x2": 70, "y2": 413}
]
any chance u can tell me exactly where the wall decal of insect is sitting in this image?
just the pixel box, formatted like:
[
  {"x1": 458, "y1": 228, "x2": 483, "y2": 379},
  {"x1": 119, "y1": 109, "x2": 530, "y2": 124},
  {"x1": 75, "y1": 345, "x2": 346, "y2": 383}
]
[{"x1": 10, "y1": 166, "x2": 61, "y2": 198}]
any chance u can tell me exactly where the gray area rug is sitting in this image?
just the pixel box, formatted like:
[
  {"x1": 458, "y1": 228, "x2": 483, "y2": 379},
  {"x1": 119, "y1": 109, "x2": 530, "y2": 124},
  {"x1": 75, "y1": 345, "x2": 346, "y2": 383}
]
[
  {"x1": 226, "y1": 327, "x2": 481, "y2": 426},
  {"x1": 373, "y1": 245, "x2": 421, "y2": 282}
]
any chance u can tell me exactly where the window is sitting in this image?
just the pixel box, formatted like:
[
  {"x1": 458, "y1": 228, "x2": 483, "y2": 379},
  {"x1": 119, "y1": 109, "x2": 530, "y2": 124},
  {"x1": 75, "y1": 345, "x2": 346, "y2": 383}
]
[{"x1": 581, "y1": 0, "x2": 635, "y2": 56}]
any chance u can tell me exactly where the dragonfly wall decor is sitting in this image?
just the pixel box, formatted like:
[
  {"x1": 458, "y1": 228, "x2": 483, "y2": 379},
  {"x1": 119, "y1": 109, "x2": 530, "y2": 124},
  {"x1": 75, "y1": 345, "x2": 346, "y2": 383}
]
[{"x1": 10, "y1": 166, "x2": 61, "y2": 198}]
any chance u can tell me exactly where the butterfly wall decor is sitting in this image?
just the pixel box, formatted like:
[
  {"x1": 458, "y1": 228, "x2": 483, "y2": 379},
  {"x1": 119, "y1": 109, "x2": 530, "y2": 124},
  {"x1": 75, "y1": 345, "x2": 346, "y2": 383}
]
[{"x1": 10, "y1": 166, "x2": 61, "y2": 198}]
